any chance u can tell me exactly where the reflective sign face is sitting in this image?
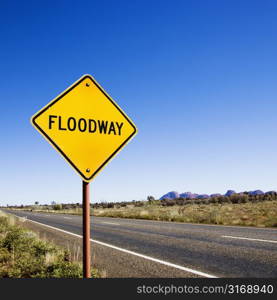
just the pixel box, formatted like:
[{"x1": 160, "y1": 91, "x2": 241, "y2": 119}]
[{"x1": 31, "y1": 74, "x2": 137, "y2": 182}]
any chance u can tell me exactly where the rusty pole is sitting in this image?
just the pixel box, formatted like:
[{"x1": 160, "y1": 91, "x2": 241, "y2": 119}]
[{"x1": 82, "y1": 180, "x2": 91, "y2": 278}]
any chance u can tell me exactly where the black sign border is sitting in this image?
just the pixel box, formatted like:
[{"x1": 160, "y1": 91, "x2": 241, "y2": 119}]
[{"x1": 31, "y1": 75, "x2": 137, "y2": 182}]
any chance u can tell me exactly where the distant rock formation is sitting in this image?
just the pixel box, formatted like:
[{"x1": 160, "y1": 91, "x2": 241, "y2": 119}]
[
  {"x1": 265, "y1": 190, "x2": 277, "y2": 194},
  {"x1": 249, "y1": 190, "x2": 264, "y2": 195},
  {"x1": 196, "y1": 194, "x2": 210, "y2": 199},
  {"x1": 225, "y1": 190, "x2": 236, "y2": 196},
  {"x1": 159, "y1": 189, "x2": 275, "y2": 200},
  {"x1": 159, "y1": 191, "x2": 179, "y2": 200},
  {"x1": 179, "y1": 192, "x2": 198, "y2": 199},
  {"x1": 210, "y1": 193, "x2": 221, "y2": 197}
]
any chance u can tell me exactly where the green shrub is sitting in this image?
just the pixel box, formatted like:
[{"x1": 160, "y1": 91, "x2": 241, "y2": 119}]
[
  {"x1": 53, "y1": 204, "x2": 62, "y2": 210},
  {"x1": 0, "y1": 216, "x2": 96, "y2": 278}
]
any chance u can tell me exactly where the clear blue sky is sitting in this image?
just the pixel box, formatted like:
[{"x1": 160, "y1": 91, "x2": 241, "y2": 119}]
[{"x1": 1, "y1": 0, "x2": 277, "y2": 205}]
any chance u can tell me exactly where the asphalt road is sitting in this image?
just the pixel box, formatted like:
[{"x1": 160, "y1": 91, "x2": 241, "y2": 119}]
[{"x1": 3, "y1": 209, "x2": 277, "y2": 278}]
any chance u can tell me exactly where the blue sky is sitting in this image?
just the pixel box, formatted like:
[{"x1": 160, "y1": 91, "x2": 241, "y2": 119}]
[{"x1": 1, "y1": 0, "x2": 277, "y2": 205}]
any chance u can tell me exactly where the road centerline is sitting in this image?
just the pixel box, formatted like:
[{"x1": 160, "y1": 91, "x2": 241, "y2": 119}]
[
  {"x1": 100, "y1": 221, "x2": 120, "y2": 226},
  {"x1": 222, "y1": 235, "x2": 277, "y2": 244}
]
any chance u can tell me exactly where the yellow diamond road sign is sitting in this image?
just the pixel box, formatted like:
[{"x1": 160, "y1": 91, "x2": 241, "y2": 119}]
[{"x1": 31, "y1": 74, "x2": 137, "y2": 182}]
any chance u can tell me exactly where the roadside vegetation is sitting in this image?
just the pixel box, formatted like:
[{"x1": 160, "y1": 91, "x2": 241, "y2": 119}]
[
  {"x1": 4, "y1": 192, "x2": 277, "y2": 227},
  {"x1": 0, "y1": 213, "x2": 98, "y2": 278},
  {"x1": 93, "y1": 200, "x2": 277, "y2": 227}
]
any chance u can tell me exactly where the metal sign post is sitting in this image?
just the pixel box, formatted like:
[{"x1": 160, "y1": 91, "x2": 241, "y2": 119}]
[{"x1": 82, "y1": 180, "x2": 91, "y2": 278}]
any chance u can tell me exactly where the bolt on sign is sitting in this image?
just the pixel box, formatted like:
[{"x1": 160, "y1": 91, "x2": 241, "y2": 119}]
[{"x1": 31, "y1": 74, "x2": 137, "y2": 182}]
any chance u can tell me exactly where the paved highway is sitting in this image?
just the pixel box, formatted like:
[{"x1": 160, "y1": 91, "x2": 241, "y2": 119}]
[{"x1": 3, "y1": 209, "x2": 277, "y2": 277}]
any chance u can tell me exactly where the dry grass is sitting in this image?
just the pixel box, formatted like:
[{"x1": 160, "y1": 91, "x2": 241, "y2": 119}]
[{"x1": 93, "y1": 200, "x2": 277, "y2": 227}]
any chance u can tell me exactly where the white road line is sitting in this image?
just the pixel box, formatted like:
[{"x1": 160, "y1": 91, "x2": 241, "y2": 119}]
[
  {"x1": 100, "y1": 221, "x2": 120, "y2": 226},
  {"x1": 222, "y1": 235, "x2": 277, "y2": 244},
  {"x1": 63, "y1": 217, "x2": 72, "y2": 219},
  {"x1": 16, "y1": 217, "x2": 217, "y2": 278}
]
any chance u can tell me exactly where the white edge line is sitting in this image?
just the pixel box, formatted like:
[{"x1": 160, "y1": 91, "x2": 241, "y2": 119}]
[
  {"x1": 222, "y1": 235, "x2": 277, "y2": 244},
  {"x1": 8, "y1": 213, "x2": 217, "y2": 278}
]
